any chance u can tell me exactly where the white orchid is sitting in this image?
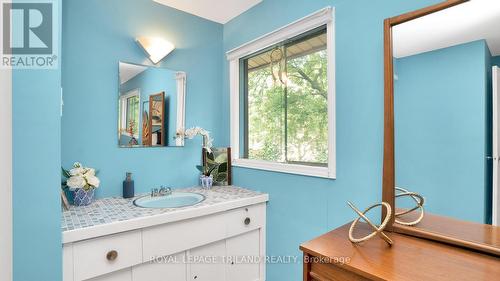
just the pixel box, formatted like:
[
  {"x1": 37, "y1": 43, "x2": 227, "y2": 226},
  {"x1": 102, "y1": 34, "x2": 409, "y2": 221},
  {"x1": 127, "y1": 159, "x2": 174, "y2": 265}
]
[
  {"x1": 177, "y1": 127, "x2": 214, "y2": 153},
  {"x1": 63, "y1": 162, "x2": 100, "y2": 190}
]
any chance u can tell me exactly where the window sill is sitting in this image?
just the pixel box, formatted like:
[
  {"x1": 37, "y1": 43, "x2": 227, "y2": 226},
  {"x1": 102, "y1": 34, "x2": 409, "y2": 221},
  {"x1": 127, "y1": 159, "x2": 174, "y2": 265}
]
[{"x1": 232, "y1": 158, "x2": 336, "y2": 179}]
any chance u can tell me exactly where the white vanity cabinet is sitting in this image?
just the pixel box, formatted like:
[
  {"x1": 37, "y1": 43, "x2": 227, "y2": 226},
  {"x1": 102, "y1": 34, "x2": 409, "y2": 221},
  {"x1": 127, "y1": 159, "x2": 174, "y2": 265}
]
[
  {"x1": 132, "y1": 252, "x2": 186, "y2": 281},
  {"x1": 63, "y1": 203, "x2": 266, "y2": 281},
  {"x1": 88, "y1": 269, "x2": 132, "y2": 281},
  {"x1": 188, "y1": 240, "x2": 227, "y2": 281},
  {"x1": 225, "y1": 230, "x2": 261, "y2": 281}
]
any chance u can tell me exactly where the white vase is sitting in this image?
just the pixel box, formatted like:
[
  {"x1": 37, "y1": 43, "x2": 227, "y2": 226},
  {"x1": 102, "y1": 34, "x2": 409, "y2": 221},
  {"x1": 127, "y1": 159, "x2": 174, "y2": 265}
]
[{"x1": 200, "y1": 175, "x2": 213, "y2": 189}]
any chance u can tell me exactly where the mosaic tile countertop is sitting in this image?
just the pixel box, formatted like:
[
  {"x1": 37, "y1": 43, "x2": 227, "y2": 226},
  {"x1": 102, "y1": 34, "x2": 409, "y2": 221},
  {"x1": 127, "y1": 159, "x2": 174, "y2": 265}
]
[{"x1": 62, "y1": 186, "x2": 267, "y2": 234}]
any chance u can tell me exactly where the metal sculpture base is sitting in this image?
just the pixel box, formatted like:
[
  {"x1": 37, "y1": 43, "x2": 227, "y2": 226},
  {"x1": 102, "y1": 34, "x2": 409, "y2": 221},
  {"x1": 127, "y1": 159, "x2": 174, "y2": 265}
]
[{"x1": 347, "y1": 201, "x2": 393, "y2": 246}]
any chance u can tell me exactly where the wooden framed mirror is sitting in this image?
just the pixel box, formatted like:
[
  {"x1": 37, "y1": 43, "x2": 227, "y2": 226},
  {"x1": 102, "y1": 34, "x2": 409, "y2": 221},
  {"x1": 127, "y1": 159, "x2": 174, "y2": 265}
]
[
  {"x1": 148, "y1": 92, "x2": 165, "y2": 146},
  {"x1": 383, "y1": 0, "x2": 500, "y2": 256}
]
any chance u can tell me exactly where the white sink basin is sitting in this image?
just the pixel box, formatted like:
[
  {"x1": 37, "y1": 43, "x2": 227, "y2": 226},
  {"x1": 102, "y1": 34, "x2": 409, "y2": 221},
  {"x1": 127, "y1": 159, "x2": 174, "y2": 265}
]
[{"x1": 133, "y1": 192, "x2": 205, "y2": 208}]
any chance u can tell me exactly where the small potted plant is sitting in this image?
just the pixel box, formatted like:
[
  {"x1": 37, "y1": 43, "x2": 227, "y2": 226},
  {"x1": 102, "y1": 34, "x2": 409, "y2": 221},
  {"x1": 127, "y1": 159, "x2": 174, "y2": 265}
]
[
  {"x1": 196, "y1": 157, "x2": 218, "y2": 189},
  {"x1": 62, "y1": 162, "x2": 100, "y2": 206},
  {"x1": 177, "y1": 127, "x2": 215, "y2": 188}
]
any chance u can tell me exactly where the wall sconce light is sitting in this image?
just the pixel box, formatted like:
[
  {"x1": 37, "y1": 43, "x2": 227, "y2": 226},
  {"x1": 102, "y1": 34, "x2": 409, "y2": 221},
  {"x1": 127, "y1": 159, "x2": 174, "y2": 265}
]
[{"x1": 136, "y1": 36, "x2": 175, "y2": 64}]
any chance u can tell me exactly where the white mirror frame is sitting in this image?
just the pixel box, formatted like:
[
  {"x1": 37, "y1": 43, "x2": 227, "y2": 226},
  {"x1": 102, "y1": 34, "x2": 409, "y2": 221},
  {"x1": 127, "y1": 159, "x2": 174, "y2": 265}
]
[{"x1": 175, "y1": 71, "x2": 187, "y2": 146}]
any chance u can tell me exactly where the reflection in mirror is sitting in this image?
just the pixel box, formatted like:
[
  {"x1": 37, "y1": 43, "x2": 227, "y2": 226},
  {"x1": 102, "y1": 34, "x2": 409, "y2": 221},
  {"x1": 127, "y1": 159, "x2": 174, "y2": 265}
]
[
  {"x1": 149, "y1": 92, "x2": 165, "y2": 146},
  {"x1": 393, "y1": 1, "x2": 500, "y2": 227},
  {"x1": 118, "y1": 62, "x2": 186, "y2": 147}
]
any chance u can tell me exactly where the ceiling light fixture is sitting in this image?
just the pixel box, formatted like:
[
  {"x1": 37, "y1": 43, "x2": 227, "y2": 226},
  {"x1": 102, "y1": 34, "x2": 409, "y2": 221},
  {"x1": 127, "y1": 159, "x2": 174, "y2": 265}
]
[{"x1": 136, "y1": 36, "x2": 175, "y2": 64}]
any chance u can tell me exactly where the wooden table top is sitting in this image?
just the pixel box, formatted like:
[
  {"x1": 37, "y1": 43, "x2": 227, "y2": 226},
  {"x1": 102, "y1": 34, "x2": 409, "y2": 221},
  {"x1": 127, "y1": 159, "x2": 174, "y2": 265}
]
[
  {"x1": 300, "y1": 222, "x2": 500, "y2": 281},
  {"x1": 396, "y1": 209, "x2": 500, "y2": 250}
]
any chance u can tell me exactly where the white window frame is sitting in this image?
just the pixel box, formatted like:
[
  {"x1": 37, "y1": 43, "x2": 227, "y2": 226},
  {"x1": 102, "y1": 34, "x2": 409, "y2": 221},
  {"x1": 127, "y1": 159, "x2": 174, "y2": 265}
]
[
  {"x1": 119, "y1": 88, "x2": 140, "y2": 138},
  {"x1": 226, "y1": 7, "x2": 336, "y2": 179}
]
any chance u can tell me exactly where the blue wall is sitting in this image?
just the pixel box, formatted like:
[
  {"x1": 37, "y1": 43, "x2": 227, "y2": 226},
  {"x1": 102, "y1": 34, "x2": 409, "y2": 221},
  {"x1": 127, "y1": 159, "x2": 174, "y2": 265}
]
[
  {"x1": 13, "y1": 0, "x2": 62, "y2": 280},
  {"x1": 119, "y1": 67, "x2": 178, "y2": 146},
  {"x1": 222, "y1": 0, "x2": 443, "y2": 280},
  {"x1": 394, "y1": 41, "x2": 489, "y2": 224},
  {"x1": 62, "y1": 0, "x2": 223, "y2": 198}
]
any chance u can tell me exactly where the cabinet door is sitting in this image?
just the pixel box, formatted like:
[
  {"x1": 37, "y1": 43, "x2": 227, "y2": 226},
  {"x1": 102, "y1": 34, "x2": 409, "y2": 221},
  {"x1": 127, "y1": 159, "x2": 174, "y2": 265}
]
[
  {"x1": 87, "y1": 268, "x2": 132, "y2": 281},
  {"x1": 226, "y1": 230, "x2": 260, "y2": 281},
  {"x1": 188, "y1": 240, "x2": 226, "y2": 281},
  {"x1": 132, "y1": 252, "x2": 186, "y2": 281}
]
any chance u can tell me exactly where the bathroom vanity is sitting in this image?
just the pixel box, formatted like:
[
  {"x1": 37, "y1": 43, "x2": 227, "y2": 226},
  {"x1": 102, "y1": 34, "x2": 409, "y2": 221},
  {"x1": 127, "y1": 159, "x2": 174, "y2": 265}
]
[{"x1": 62, "y1": 186, "x2": 268, "y2": 281}]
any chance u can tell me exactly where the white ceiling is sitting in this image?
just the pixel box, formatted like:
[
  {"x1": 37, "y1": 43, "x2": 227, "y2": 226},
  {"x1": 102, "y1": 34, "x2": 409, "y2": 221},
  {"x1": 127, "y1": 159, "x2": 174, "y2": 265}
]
[
  {"x1": 393, "y1": 0, "x2": 500, "y2": 58},
  {"x1": 119, "y1": 62, "x2": 147, "y2": 85},
  {"x1": 153, "y1": 0, "x2": 262, "y2": 24}
]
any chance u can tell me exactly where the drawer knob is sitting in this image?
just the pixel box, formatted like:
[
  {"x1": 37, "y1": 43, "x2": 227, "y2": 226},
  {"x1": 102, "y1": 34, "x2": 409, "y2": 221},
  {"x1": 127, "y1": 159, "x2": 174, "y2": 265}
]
[
  {"x1": 244, "y1": 217, "x2": 251, "y2": 225},
  {"x1": 106, "y1": 250, "x2": 118, "y2": 261}
]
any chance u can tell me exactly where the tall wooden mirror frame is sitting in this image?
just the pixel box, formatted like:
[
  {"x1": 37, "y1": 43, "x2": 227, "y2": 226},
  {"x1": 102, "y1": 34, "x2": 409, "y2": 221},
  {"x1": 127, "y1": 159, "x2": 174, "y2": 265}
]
[
  {"x1": 148, "y1": 92, "x2": 166, "y2": 146},
  {"x1": 382, "y1": 0, "x2": 500, "y2": 256}
]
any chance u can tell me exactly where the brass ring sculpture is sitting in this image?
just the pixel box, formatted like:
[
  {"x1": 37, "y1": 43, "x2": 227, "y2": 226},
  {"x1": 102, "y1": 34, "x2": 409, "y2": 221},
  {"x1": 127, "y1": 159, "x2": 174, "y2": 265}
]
[
  {"x1": 348, "y1": 201, "x2": 393, "y2": 246},
  {"x1": 394, "y1": 187, "x2": 425, "y2": 226}
]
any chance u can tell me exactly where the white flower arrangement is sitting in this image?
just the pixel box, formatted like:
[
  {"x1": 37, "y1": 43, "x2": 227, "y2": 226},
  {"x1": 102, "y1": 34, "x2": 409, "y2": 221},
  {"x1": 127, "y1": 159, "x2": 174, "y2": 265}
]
[
  {"x1": 176, "y1": 127, "x2": 213, "y2": 152},
  {"x1": 63, "y1": 162, "x2": 100, "y2": 191}
]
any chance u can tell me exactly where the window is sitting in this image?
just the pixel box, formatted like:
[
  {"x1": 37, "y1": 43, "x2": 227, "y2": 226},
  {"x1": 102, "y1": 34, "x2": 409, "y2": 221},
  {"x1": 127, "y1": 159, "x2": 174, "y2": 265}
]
[
  {"x1": 227, "y1": 8, "x2": 335, "y2": 178},
  {"x1": 243, "y1": 27, "x2": 328, "y2": 166},
  {"x1": 119, "y1": 89, "x2": 140, "y2": 138}
]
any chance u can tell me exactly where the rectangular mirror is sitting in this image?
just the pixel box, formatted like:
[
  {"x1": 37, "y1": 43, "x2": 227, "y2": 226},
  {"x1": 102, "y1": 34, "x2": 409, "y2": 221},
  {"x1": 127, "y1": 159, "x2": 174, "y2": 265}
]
[
  {"x1": 384, "y1": 0, "x2": 500, "y2": 256},
  {"x1": 118, "y1": 62, "x2": 186, "y2": 147}
]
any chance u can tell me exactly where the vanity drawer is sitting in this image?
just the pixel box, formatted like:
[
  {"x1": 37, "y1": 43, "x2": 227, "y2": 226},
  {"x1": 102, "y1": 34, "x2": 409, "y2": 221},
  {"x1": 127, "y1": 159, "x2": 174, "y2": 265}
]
[
  {"x1": 143, "y1": 212, "x2": 227, "y2": 260},
  {"x1": 73, "y1": 230, "x2": 142, "y2": 281},
  {"x1": 226, "y1": 203, "x2": 265, "y2": 237}
]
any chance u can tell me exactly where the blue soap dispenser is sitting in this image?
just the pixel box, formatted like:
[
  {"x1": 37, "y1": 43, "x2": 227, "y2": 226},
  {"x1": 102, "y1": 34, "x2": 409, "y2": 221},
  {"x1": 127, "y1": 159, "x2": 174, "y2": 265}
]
[{"x1": 123, "y1": 172, "x2": 135, "y2": 198}]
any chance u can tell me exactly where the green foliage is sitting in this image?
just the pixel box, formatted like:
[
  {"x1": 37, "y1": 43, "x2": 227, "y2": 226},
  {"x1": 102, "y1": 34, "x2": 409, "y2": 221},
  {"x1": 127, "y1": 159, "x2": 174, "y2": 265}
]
[
  {"x1": 198, "y1": 149, "x2": 230, "y2": 184},
  {"x1": 62, "y1": 167, "x2": 71, "y2": 179},
  {"x1": 247, "y1": 49, "x2": 328, "y2": 164},
  {"x1": 196, "y1": 159, "x2": 218, "y2": 177}
]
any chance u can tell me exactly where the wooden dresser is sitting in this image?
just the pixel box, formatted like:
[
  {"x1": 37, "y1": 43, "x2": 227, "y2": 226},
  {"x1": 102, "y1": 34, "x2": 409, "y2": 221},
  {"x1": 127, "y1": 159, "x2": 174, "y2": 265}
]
[{"x1": 300, "y1": 222, "x2": 500, "y2": 281}]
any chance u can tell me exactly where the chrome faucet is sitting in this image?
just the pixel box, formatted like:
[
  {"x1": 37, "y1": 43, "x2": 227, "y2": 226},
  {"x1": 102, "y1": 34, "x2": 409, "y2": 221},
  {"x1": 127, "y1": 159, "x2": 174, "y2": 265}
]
[
  {"x1": 159, "y1": 186, "x2": 172, "y2": 196},
  {"x1": 151, "y1": 186, "x2": 172, "y2": 197},
  {"x1": 151, "y1": 188, "x2": 158, "y2": 197}
]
